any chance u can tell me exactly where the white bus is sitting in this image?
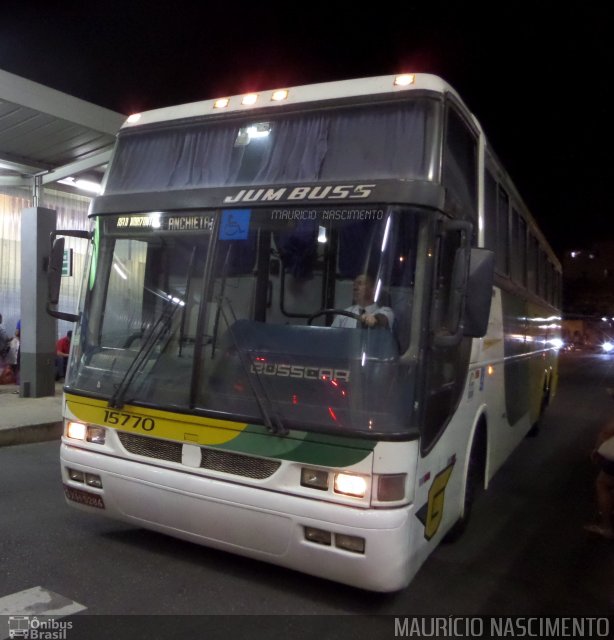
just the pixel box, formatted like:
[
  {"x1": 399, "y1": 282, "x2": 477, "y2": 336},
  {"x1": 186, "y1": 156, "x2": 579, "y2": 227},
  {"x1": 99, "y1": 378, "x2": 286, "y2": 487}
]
[{"x1": 48, "y1": 73, "x2": 561, "y2": 592}]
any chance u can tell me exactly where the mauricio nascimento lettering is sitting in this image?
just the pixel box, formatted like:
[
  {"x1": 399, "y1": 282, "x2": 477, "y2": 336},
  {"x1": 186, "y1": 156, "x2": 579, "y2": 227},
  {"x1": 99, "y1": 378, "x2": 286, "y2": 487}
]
[
  {"x1": 270, "y1": 208, "x2": 384, "y2": 221},
  {"x1": 393, "y1": 615, "x2": 610, "y2": 638}
]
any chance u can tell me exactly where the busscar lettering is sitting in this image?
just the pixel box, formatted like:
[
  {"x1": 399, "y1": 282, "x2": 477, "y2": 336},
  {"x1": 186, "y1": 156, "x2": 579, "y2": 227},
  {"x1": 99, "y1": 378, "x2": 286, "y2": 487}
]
[
  {"x1": 251, "y1": 361, "x2": 350, "y2": 382},
  {"x1": 223, "y1": 183, "x2": 375, "y2": 204}
]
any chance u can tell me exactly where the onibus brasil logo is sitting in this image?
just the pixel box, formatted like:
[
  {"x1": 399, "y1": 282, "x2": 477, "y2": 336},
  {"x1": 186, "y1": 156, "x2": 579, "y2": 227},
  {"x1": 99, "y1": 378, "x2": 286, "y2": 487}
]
[{"x1": 7, "y1": 616, "x2": 72, "y2": 639}]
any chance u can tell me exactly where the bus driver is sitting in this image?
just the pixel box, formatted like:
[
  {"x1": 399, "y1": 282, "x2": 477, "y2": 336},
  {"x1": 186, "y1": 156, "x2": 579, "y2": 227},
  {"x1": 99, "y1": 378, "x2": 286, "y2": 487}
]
[{"x1": 332, "y1": 274, "x2": 394, "y2": 329}]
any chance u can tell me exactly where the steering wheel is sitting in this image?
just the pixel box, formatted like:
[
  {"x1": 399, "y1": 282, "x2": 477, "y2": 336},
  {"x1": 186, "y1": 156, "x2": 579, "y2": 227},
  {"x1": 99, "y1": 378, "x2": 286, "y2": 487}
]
[{"x1": 307, "y1": 309, "x2": 361, "y2": 326}]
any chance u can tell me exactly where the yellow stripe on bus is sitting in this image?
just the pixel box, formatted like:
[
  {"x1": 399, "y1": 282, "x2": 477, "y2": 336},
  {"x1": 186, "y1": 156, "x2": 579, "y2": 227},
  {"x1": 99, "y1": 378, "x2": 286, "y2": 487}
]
[{"x1": 65, "y1": 394, "x2": 248, "y2": 445}]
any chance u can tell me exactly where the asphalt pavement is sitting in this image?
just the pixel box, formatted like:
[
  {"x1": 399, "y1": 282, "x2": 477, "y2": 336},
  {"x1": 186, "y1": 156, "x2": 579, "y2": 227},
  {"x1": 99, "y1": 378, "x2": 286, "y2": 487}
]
[{"x1": 0, "y1": 381, "x2": 63, "y2": 447}]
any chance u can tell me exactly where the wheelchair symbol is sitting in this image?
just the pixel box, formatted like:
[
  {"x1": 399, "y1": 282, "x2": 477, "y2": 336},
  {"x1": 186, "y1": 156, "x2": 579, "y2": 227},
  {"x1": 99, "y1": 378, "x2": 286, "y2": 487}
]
[{"x1": 222, "y1": 213, "x2": 245, "y2": 237}]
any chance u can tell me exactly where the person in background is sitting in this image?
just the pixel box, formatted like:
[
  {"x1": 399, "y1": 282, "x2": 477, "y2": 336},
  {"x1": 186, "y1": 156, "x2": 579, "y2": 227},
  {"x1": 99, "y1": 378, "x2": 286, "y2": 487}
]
[
  {"x1": 0, "y1": 314, "x2": 14, "y2": 385},
  {"x1": 8, "y1": 326, "x2": 20, "y2": 385},
  {"x1": 0, "y1": 314, "x2": 9, "y2": 360},
  {"x1": 584, "y1": 417, "x2": 614, "y2": 539},
  {"x1": 56, "y1": 330, "x2": 72, "y2": 380},
  {"x1": 331, "y1": 274, "x2": 394, "y2": 329}
]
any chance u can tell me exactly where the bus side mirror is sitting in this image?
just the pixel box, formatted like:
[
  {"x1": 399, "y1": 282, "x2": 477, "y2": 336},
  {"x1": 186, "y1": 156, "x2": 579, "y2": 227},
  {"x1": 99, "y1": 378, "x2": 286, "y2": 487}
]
[
  {"x1": 48, "y1": 236, "x2": 65, "y2": 306},
  {"x1": 433, "y1": 245, "x2": 494, "y2": 348},
  {"x1": 46, "y1": 229, "x2": 91, "y2": 322},
  {"x1": 463, "y1": 248, "x2": 495, "y2": 338}
]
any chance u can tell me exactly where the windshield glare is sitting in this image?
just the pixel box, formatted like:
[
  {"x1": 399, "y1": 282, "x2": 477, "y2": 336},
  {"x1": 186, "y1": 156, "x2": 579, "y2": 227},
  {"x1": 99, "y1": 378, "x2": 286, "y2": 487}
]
[{"x1": 68, "y1": 206, "x2": 426, "y2": 436}]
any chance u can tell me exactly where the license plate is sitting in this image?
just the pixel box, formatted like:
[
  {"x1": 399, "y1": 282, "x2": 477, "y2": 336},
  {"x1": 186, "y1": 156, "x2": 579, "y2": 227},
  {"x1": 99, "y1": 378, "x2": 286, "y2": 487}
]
[{"x1": 64, "y1": 485, "x2": 105, "y2": 509}]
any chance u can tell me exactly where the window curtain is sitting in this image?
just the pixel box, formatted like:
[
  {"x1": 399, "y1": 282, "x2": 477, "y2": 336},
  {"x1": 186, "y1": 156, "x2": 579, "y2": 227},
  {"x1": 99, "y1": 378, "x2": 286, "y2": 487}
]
[
  {"x1": 105, "y1": 101, "x2": 431, "y2": 194},
  {"x1": 105, "y1": 124, "x2": 239, "y2": 193}
]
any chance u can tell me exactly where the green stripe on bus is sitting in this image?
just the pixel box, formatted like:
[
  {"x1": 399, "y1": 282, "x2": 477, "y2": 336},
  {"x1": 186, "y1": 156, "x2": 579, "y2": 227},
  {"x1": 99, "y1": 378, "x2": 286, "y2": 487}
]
[{"x1": 217, "y1": 425, "x2": 375, "y2": 467}]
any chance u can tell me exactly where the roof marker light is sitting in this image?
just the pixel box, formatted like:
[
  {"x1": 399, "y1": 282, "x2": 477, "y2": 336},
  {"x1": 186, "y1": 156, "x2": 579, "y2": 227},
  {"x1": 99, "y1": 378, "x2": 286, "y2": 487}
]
[
  {"x1": 241, "y1": 93, "x2": 258, "y2": 106},
  {"x1": 127, "y1": 113, "x2": 142, "y2": 123},
  {"x1": 394, "y1": 74, "x2": 415, "y2": 87},
  {"x1": 271, "y1": 89, "x2": 289, "y2": 102},
  {"x1": 213, "y1": 98, "x2": 230, "y2": 109}
]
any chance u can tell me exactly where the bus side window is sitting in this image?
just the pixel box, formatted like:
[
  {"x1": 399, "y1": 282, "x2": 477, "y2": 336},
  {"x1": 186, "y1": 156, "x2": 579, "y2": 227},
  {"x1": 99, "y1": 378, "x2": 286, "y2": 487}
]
[
  {"x1": 443, "y1": 105, "x2": 478, "y2": 220},
  {"x1": 484, "y1": 168, "x2": 497, "y2": 252}
]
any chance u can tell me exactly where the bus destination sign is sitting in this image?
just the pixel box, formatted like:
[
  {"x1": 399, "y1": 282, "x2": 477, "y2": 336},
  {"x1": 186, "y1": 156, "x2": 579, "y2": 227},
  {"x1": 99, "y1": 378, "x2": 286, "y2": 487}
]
[{"x1": 111, "y1": 214, "x2": 214, "y2": 233}]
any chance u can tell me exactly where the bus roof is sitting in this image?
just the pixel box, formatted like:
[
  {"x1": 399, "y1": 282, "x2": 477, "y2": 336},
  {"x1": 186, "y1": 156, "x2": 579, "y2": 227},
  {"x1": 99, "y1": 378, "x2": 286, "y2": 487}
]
[{"x1": 121, "y1": 73, "x2": 460, "y2": 130}]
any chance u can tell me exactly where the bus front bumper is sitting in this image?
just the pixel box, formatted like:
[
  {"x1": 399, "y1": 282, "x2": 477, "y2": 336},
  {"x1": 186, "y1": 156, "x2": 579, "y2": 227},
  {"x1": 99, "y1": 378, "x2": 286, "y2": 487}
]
[{"x1": 60, "y1": 441, "x2": 418, "y2": 592}]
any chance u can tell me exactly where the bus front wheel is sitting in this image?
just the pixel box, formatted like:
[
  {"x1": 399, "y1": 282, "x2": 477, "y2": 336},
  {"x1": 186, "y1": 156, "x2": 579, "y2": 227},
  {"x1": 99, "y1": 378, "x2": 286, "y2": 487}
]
[{"x1": 444, "y1": 422, "x2": 486, "y2": 543}]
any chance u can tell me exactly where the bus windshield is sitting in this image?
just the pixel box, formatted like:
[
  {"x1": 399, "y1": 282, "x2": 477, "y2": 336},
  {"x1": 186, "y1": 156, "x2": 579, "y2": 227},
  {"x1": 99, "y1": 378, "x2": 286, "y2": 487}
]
[{"x1": 68, "y1": 205, "x2": 429, "y2": 437}]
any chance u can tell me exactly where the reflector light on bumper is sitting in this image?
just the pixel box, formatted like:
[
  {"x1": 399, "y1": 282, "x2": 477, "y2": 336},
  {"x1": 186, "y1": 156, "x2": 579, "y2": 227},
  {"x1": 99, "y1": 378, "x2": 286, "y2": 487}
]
[
  {"x1": 66, "y1": 467, "x2": 103, "y2": 489},
  {"x1": 303, "y1": 526, "x2": 365, "y2": 554}
]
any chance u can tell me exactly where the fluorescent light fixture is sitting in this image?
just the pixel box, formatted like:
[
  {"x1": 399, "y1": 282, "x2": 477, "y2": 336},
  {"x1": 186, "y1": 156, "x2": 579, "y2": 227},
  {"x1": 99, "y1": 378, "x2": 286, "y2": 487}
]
[
  {"x1": 57, "y1": 177, "x2": 102, "y2": 194},
  {"x1": 246, "y1": 124, "x2": 271, "y2": 139},
  {"x1": 113, "y1": 263, "x2": 127, "y2": 280},
  {"x1": 374, "y1": 278, "x2": 382, "y2": 302},
  {"x1": 381, "y1": 215, "x2": 391, "y2": 251}
]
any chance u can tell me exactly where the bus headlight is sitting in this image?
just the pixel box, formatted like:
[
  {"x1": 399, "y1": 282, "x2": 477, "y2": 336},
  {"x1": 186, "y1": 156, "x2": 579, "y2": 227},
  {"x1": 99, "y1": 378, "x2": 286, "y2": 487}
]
[
  {"x1": 333, "y1": 473, "x2": 367, "y2": 498},
  {"x1": 300, "y1": 467, "x2": 329, "y2": 491},
  {"x1": 65, "y1": 421, "x2": 106, "y2": 445},
  {"x1": 86, "y1": 426, "x2": 106, "y2": 445},
  {"x1": 66, "y1": 421, "x2": 87, "y2": 441}
]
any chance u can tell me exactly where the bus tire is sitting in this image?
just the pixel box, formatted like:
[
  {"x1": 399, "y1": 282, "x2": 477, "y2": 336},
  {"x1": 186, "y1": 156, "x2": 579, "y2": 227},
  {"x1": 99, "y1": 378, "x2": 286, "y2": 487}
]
[
  {"x1": 527, "y1": 376, "x2": 550, "y2": 438},
  {"x1": 443, "y1": 421, "x2": 486, "y2": 543}
]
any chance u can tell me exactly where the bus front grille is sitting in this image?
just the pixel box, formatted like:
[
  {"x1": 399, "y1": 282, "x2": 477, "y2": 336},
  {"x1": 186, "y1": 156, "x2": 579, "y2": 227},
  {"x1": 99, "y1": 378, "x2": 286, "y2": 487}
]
[
  {"x1": 117, "y1": 432, "x2": 183, "y2": 463},
  {"x1": 117, "y1": 432, "x2": 281, "y2": 479}
]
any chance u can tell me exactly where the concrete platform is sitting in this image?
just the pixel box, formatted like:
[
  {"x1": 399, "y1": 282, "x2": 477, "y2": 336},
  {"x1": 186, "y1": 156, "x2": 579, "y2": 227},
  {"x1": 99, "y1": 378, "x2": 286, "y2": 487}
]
[{"x1": 0, "y1": 381, "x2": 63, "y2": 447}]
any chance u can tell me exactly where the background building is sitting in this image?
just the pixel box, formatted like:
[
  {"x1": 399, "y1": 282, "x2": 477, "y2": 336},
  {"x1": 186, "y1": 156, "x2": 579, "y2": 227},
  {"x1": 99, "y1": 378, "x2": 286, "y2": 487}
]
[{"x1": 562, "y1": 242, "x2": 614, "y2": 348}]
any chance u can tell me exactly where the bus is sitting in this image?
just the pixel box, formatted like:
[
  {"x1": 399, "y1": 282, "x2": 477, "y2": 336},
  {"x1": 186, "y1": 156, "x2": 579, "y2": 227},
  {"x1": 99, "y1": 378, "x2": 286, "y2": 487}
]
[{"x1": 48, "y1": 73, "x2": 561, "y2": 592}]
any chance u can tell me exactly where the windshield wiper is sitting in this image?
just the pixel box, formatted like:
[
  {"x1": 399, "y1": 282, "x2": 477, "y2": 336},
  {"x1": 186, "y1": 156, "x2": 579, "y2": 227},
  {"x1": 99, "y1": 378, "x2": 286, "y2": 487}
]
[
  {"x1": 217, "y1": 297, "x2": 288, "y2": 436},
  {"x1": 108, "y1": 297, "x2": 182, "y2": 409},
  {"x1": 177, "y1": 247, "x2": 197, "y2": 358}
]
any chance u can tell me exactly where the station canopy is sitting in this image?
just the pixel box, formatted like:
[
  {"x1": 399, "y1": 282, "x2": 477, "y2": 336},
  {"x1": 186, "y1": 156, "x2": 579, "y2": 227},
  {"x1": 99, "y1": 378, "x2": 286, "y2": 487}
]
[{"x1": 0, "y1": 68, "x2": 125, "y2": 197}]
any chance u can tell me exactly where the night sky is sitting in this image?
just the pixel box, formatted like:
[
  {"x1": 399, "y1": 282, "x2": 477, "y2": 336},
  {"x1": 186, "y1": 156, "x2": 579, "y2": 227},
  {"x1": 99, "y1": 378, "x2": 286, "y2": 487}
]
[{"x1": 0, "y1": 1, "x2": 609, "y2": 256}]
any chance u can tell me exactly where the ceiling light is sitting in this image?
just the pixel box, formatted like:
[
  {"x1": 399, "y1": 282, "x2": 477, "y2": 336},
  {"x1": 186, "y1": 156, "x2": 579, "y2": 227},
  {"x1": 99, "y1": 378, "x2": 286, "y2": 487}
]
[{"x1": 57, "y1": 177, "x2": 102, "y2": 194}]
